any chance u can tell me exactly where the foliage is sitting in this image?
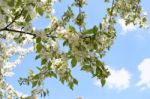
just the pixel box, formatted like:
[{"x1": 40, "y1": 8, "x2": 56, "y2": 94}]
[{"x1": 0, "y1": 0, "x2": 148, "y2": 98}]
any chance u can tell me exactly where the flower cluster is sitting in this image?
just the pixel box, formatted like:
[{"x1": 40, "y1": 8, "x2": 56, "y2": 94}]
[{"x1": 0, "y1": 32, "x2": 33, "y2": 98}]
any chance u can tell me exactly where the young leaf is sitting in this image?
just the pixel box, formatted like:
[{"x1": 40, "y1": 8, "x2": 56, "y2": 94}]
[{"x1": 71, "y1": 57, "x2": 77, "y2": 68}]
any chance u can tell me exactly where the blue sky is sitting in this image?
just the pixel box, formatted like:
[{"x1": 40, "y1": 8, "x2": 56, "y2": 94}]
[{"x1": 6, "y1": 0, "x2": 150, "y2": 99}]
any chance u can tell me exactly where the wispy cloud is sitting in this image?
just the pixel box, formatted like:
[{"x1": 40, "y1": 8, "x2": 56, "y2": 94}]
[
  {"x1": 118, "y1": 19, "x2": 137, "y2": 35},
  {"x1": 137, "y1": 58, "x2": 150, "y2": 90},
  {"x1": 94, "y1": 67, "x2": 131, "y2": 91}
]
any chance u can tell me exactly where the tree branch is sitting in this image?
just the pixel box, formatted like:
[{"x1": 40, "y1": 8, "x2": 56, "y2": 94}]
[
  {"x1": 0, "y1": 28, "x2": 36, "y2": 37},
  {"x1": 0, "y1": 27, "x2": 57, "y2": 39}
]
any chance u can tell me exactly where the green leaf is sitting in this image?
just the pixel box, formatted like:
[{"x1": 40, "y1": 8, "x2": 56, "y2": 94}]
[
  {"x1": 48, "y1": 61, "x2": 52, "y2": 67},
  {"x1": 71, "y1": 57, "x2": 77, "y2": 68},
  {"x1": 81, "y1": 64, "x2": 93, "y2": 72},
  {"x1": 73, "y1": 78, "x2": 78, "y2": 85},
  {"x1": 36, "y1": 7, "x2": 44, "y2": 15},
  {"x1": 28, "y1": 70, "x2": 33, "y2": 75},
  {"x1": 44, "y1": 28, "x2": 50, "y2": 33},
  {"x1": 63, "y1": 40, "x2": 68, "y2": 46},
  {"x1": 96, "y1": 60, "x2": 104, "y2": 68},
  {"x1": 101, "y1": 78, "x2": 106, "y2": 87},
  {"x1": 36, "y1": 67, "x2": 41, "y2": 71},
  {"x1": 47, "y1": 61, "x2": 52, "y2": 70},
  {"x1": 36, "y1": 43, "x2": 42, "y2": 52},
  {"x1": 22, "y1": 10, "x2": 28, "y2": 18},
  {"x1": 51, "y1": 72, "x2": 57, "y2": 78},
  {"x1": 35, "y1": 55, "x2": 40, "y2": 60},
  {"x1": 16, "y1": 0, "x2": 22, "y2": 6},
  {"x1": 82, "y1": 29, "x2": 93, "y2": 34},
  {"x1": 41, "y1": 58, "x2": 47, "y2": 65},
  {"x1": 93, "y1": 25, "x2": 98, "y2": 34},
  {"x1": 5, "y1": 16, "x2": 9, "y2": 23},
  {"x1": 99, "y1": 23, "x2": 103, "y2": 30},
  {"x1": 32, "y1": 81, "x2": 38, "y2": 88},
  {"x1": 68, "y1": 25, "x2": 76, "y2": 33},
  {"x1": 43, "y1": 91, "x2": 46, "y2": 97},
  {"x1": 33, "y1": 74, "x2": 39, "y2": 80},
  {"x1": 36, "y1": 37, "x2": 41, "y2": 43},
  {"x1": 16, "y1": 22, "x2": 25, "y2": 26},
  {"x1": 68, "y1": 82, "x2": 74, "y2": 90},
  {"x1": 105, "y1": 0, "x2": 110, "y2": 3},
  {"x1": 25, "y1": 14, "x2": 32, "y2": 22},
  {"x1": 7, "y1": 0, "x2": 15, "y2": 7}
]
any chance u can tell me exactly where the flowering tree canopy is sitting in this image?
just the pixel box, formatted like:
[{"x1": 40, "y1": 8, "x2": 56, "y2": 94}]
[{"x1": 0, "y1": 0, "x2": 148, "y2": 98}]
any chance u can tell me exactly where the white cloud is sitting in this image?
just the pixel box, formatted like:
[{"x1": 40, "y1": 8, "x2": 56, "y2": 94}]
[
  {"x1": 137, "y1": 58, "x2": 150, "y2": 89},
  {"x1": 94, "y1": 67, "x2": 131, "y2": 91},
  {"x1": 118, "y1": 19, "x2": 137, "y2": 35}
]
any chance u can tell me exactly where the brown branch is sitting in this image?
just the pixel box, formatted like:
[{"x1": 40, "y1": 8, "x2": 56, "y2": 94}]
[
  {"x1": 0, "y1": 28, "x2": 36, "y2": 37},
  {"x1": 0, "y1": 27, "x2": 57, "y2": 39}
]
